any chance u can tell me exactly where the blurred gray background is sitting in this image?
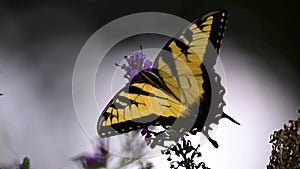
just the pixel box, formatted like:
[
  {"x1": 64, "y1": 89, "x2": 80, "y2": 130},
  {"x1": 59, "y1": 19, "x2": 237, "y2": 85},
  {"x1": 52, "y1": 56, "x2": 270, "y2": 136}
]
[{"x1": 0, "y1": 0, "x2": 299, "y2": 169}]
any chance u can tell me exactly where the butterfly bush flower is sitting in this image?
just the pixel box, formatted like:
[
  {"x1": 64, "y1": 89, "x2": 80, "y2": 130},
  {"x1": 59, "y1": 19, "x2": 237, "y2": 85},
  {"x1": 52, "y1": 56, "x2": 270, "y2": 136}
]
[
  {"x1": 141, "y1": 127, "x2": 152, "y2": 138},
  {"x1": 161, "y1": 138, "x2": 210, "y2": 169},
  {"x1": 267, "y1": 110, "x2": 300, "y2": 169},
  {"x1": 72, "y1": 138, "x2": 109, "y2": 169},
  {"x1": 74, "y1": 153, "x2": 106, "y2": 168},
  {"x1": 116, "y1": 52, "x2": 152, "y2": 83}
]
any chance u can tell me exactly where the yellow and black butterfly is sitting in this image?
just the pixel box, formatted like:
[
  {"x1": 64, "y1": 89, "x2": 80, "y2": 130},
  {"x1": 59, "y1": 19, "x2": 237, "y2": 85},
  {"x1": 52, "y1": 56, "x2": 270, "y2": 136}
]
[{"x1": 97, "y1": 10, "x2": 239, "y2": 148}]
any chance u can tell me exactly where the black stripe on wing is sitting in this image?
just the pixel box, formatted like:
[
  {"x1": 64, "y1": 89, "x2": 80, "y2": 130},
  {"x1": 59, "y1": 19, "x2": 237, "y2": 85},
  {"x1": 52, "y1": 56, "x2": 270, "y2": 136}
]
[{"x1": 194, "y1": 10, "x2": 228, "y2": 53}]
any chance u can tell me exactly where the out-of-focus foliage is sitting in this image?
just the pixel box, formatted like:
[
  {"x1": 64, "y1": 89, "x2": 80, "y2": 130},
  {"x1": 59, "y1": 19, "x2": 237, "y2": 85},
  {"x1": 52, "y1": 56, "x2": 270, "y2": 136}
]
[
  {"x1": 0, "y1": 157, "x2": 30, "y2": 169},
  {"x1": 138, "y1": 161, "x2": 153, "y2": 169},
  {"x1": 267, "y1": 110, "x2": 300, "y2": 169},
  {"x1": 20, "y1": 157, "x2": 30, "y2": 169},
  {"x1": 73, "y1": 131, "x2": 153, "y2": 169}
]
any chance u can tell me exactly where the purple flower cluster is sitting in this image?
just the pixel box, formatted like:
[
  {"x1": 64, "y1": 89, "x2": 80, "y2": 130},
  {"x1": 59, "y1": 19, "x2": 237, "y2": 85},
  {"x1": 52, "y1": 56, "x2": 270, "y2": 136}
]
[
  {"x1": 74, "y1": 153, "x2": 105, "y2": 168},
  {"x1": 141, "y1": 127, "x2": 153, "y2": 138},
  {"x1": 116, "y1": 52, "x2": 152, "y2": 83},
  {"x1": 72, "y1": 138, "x2": 109, "y2": 169}
]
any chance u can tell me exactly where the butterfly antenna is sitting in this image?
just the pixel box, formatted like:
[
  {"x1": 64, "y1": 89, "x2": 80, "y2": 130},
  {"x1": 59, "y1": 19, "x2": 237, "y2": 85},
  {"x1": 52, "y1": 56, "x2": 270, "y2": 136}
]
[
  {"x1": 140, "y1": 45, "x2": 143, "y2": 54},
  {"x1": 222, "y1": 112, "x2": 240, "y2": 125}
]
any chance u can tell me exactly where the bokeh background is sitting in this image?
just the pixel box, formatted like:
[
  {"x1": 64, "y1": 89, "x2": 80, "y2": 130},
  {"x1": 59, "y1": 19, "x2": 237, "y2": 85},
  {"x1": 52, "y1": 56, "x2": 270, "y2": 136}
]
[{"x1": 0, "y1": 0, "x2": 299, "y2": 169}]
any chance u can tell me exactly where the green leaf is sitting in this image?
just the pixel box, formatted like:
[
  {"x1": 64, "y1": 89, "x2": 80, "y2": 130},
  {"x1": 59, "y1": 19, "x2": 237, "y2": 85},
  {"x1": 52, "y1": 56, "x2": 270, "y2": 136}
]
[{"x1": 20, "y1": 157, "x2": 30, "y2": 169}]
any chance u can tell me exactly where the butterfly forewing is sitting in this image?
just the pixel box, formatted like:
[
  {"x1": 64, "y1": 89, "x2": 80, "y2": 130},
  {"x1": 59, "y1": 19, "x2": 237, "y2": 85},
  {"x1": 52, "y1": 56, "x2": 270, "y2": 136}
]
[{"x1": 98, "y1": 75, "x2": 186, "y2": 137}]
